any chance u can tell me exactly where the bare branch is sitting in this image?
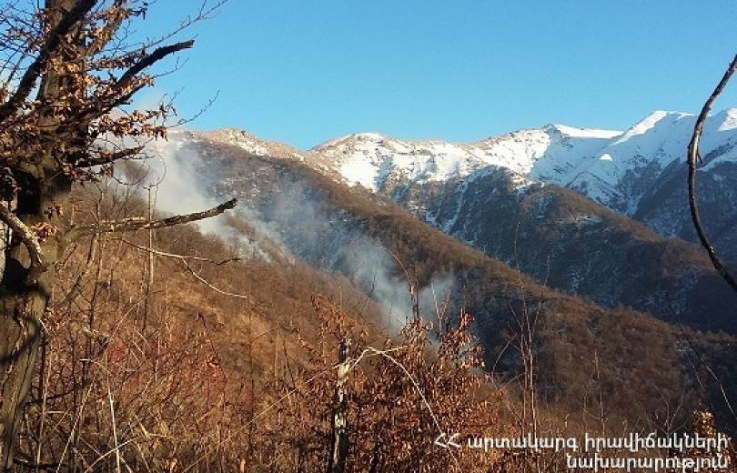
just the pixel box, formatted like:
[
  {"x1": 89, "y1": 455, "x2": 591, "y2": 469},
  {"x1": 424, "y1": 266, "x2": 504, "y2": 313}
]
[
  {"x1": 96, "y1": 40, "x2": 196, "y2": 112},
  {"x1": 0, "y1": 0, "x2": 97, "y2": 124},
  {"x1": 75, "y1": 145, "x2": 145, "y2": 167},
  {"x1": 0, "y1": 202, "x2": 46, "y2": 282},
  {"x1": 179, "y1": 257, "x2": 250, "y2": 300},
  {"x1": 68, "y1": 198, "x2": 237, "y2": 240},
  {"x1": 687, "y1": 54, "x2": 737, "y2": 293},
  {"x1": 121, "y1": 239, "x2": 240, "y2": 266},
  {"x1": 117, "y1": 0, "x2": 225, "y2": 55},
  {"x1": 121, "y1": 238, "x2": 249, "y2": 300},
  {"x1": 116, "y1": 40, "x2": 195, "y2": 90}
]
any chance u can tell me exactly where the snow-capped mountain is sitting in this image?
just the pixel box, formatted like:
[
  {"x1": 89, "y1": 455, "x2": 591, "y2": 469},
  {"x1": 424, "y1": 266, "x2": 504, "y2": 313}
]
[
  {"x1": 311, "y1": 110, "x2": 737, "y2": 209},
  {"x1": 309, "y1": 124, "x2": 622, "y2": 196},
  {"x1": 307, "y1": 109, "x2": 737, "y2": 262},
  {"x1": 138, "y1": 127, "x2": 737, "y2": 427}
]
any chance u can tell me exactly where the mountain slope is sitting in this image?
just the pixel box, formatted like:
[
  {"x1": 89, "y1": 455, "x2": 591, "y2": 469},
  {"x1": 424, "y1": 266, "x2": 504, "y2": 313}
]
[
  {"x1": 379, "y1": 166, "x2": 737, "y2": 332},
  {"x1": 299, "y1": 112, "x2": 737, "y2": 331},
  {"x1": 143, "y1": 130, "x2": 737, "y2": 429}
]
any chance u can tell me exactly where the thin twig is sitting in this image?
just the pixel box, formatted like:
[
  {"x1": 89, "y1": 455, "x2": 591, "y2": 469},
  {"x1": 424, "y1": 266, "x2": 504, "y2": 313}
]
[
  {"x1": 121, "y1": 239, "x2": 239, "y2": 266},
  {"x1": 121, "y1": 238, "x2": 249, "y2": 300}
]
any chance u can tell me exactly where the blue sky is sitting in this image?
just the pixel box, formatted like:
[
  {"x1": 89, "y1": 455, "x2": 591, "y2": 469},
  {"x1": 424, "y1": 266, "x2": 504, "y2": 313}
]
[{"x1": 135, "y1": 1, "x2": 737, "y2": 150}]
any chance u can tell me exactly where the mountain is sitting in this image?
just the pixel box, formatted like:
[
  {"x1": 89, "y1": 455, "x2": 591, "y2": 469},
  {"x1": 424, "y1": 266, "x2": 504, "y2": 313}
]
[
  {"x1": 139, "y1": 129, "x2": 737, "y2": 429},
  {"x1": 302, "y1": 110, "x2": 737, "y2": 331},
  {"x1": 198, "y1": 128, "x2": 306, "y2": 161},
  {"x1": 308, "y1": 109, "x2": 737, "y2": 263}
]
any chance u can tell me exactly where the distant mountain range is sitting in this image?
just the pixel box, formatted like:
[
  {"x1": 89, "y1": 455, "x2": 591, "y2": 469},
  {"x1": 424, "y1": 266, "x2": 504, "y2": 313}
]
[
  {"x1": 199, "y1": 110, "x2": 737, "y2": 261},
  {"x1": 161, "y1": 109, "x2": 737, "y2": 332},
  {"x1": 307, "y1": 109, "x2": 737, "y2": 261}
]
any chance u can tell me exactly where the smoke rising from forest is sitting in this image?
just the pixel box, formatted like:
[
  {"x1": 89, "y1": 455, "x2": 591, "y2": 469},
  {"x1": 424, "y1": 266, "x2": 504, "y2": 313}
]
[{"x1": 132, "y1": 137, "x2": 455, "y2": 331}]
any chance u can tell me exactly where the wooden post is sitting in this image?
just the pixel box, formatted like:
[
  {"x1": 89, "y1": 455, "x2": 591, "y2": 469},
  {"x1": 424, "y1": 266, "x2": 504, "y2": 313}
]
[
  {"x1": 327, "y1": 340, "x2": 350, "y2": 473},
  {"x1": 143, "y1": 187, "x2": 154, "y2": 333}
]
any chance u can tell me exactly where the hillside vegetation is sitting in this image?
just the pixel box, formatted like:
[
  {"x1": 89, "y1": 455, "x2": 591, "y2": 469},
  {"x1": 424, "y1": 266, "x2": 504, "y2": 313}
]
[{"x1": 167, "y1": 136, "x2": 737, "y2": 433}]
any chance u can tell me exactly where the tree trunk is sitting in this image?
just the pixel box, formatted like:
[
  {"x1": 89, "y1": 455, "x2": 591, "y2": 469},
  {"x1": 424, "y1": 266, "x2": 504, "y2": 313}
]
[
  {"x1": 0, "y1": 173, "x2": 71, "y2": 469},
  {"x1": 0, "y1": 0, "x2": 216, "y2": 466},
  {"x1": 327, "y1": 340, "x2": 350, "y2": 473},
  {"x1": 0, "y1": 288, "x2": 46, "y2": 470},
  {"x1": 0, "y1": 0, "x2": 78, "y2": 464}
]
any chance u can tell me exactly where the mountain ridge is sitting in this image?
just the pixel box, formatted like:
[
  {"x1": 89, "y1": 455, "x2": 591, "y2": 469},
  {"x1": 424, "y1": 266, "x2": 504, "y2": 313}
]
[
  {"x1": 296, "y1": 108, "x2": 737, "y2": 265},
  {"x1": 194, "y1": 108, "x2": 736, "y2": 225},
  {"x1": 167, "y1": 109, "x2": 737, "y2": 331}
]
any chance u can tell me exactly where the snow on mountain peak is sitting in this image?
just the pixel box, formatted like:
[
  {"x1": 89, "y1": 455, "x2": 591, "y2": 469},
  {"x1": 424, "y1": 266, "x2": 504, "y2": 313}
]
[
  {"x1": 714, "y1": 108, "x2": 737, "y2": 131},
  {"x1": 612, "y1": 110, "x2": 691, "y2": 146},
  {"x1": 547, "y1": 124, "x2": 622, "y2": 139},
  {"x1": 303, "y1": 109, "x2": 737, "y2": 215},
  {"x1": 173, "y1": 109, "x2": 737, "y2": 218},
  {"x1": 351, "y1": 132, "x2": 386, "y2": 141},
  {"x1": 311, "y1": 132, "x2": 490, "y2": 191},
  {"x1": 310, "y1": 116, "x2": 671, "y2": 195},
  {"x1": 316, "y1": 132, "x2": 388, "y2": 150}
]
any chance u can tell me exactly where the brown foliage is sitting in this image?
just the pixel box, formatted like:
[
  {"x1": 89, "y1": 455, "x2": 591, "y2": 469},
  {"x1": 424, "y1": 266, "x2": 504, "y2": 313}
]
[
  {"x1": 0, "y1": 1, "x2": 231, "y2": 467},
  {"x1": 9, "y1": 185, "x2": 732, "y2": 472},
  {"x1": 257, "y1": 295, "x2": 505, "y2": 472}
]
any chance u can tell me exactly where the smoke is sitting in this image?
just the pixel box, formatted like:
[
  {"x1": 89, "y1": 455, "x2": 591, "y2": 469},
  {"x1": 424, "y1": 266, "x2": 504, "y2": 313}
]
[
  {"x1": 337, "y1": 239, "x2": 455, "y2": 331},
  {"x1": 123, "y1": 134, "x2": 230, "y2": 236},
  {"x1": 245, "y1": 179, "x2": 457, "y2": 329},
  {"x1": 134, "y1": 133, "x2": 455, "y2": 331}
]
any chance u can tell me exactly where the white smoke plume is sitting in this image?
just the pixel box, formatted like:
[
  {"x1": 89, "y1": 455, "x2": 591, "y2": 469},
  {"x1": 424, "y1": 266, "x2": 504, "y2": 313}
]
[{"x1": 129, "y1": 132, "x2": 455, "y2": 331}]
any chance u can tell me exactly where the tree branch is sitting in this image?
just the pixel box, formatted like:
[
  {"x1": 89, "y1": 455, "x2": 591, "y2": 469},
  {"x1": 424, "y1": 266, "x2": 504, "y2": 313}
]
[
  {"x1": 115, "y1": 40, "x2": 195, "y2": 91},
  {"x1": 687, "y1": 54, "x2": 737, "y2": 293},
  {"x1": 84, "y1": 1, "x2": 128, "y2": 57},
  {"x1": 75, "y1": 145, "x2": 145, "y2": 167},
  {"x1": 121, "y1": 239, "x2": 249, "y2": 300},
  {"x1": 121, "y1": 238, "x2": 240, "y2": 265},
  {"x1": 0, "y1": 202, "x2": 47, "y2": 283},
  {"x1": 90, "y1": 40, "x2": 196, "y2": 114},
  {"x1": 67, "y1": 198, "x2": 237, "y2": 240},
  {"x1": 0, "y1": 0, "x2": 97, "y2": 124}
]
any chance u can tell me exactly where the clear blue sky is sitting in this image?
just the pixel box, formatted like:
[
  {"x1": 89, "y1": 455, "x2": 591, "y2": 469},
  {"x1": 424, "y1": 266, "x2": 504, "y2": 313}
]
[{"x1": 135, "y1": 1, "x2": 737, "y2": 150}]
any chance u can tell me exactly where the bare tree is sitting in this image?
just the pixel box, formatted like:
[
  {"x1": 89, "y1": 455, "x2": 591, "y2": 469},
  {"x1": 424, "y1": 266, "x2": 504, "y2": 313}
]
[
  {"x1": 687, "y1": 54, "x2": 737, "y2": 293},
  {"x1": 0, "y1": 0, "x2": 231, "y2": 468}
]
